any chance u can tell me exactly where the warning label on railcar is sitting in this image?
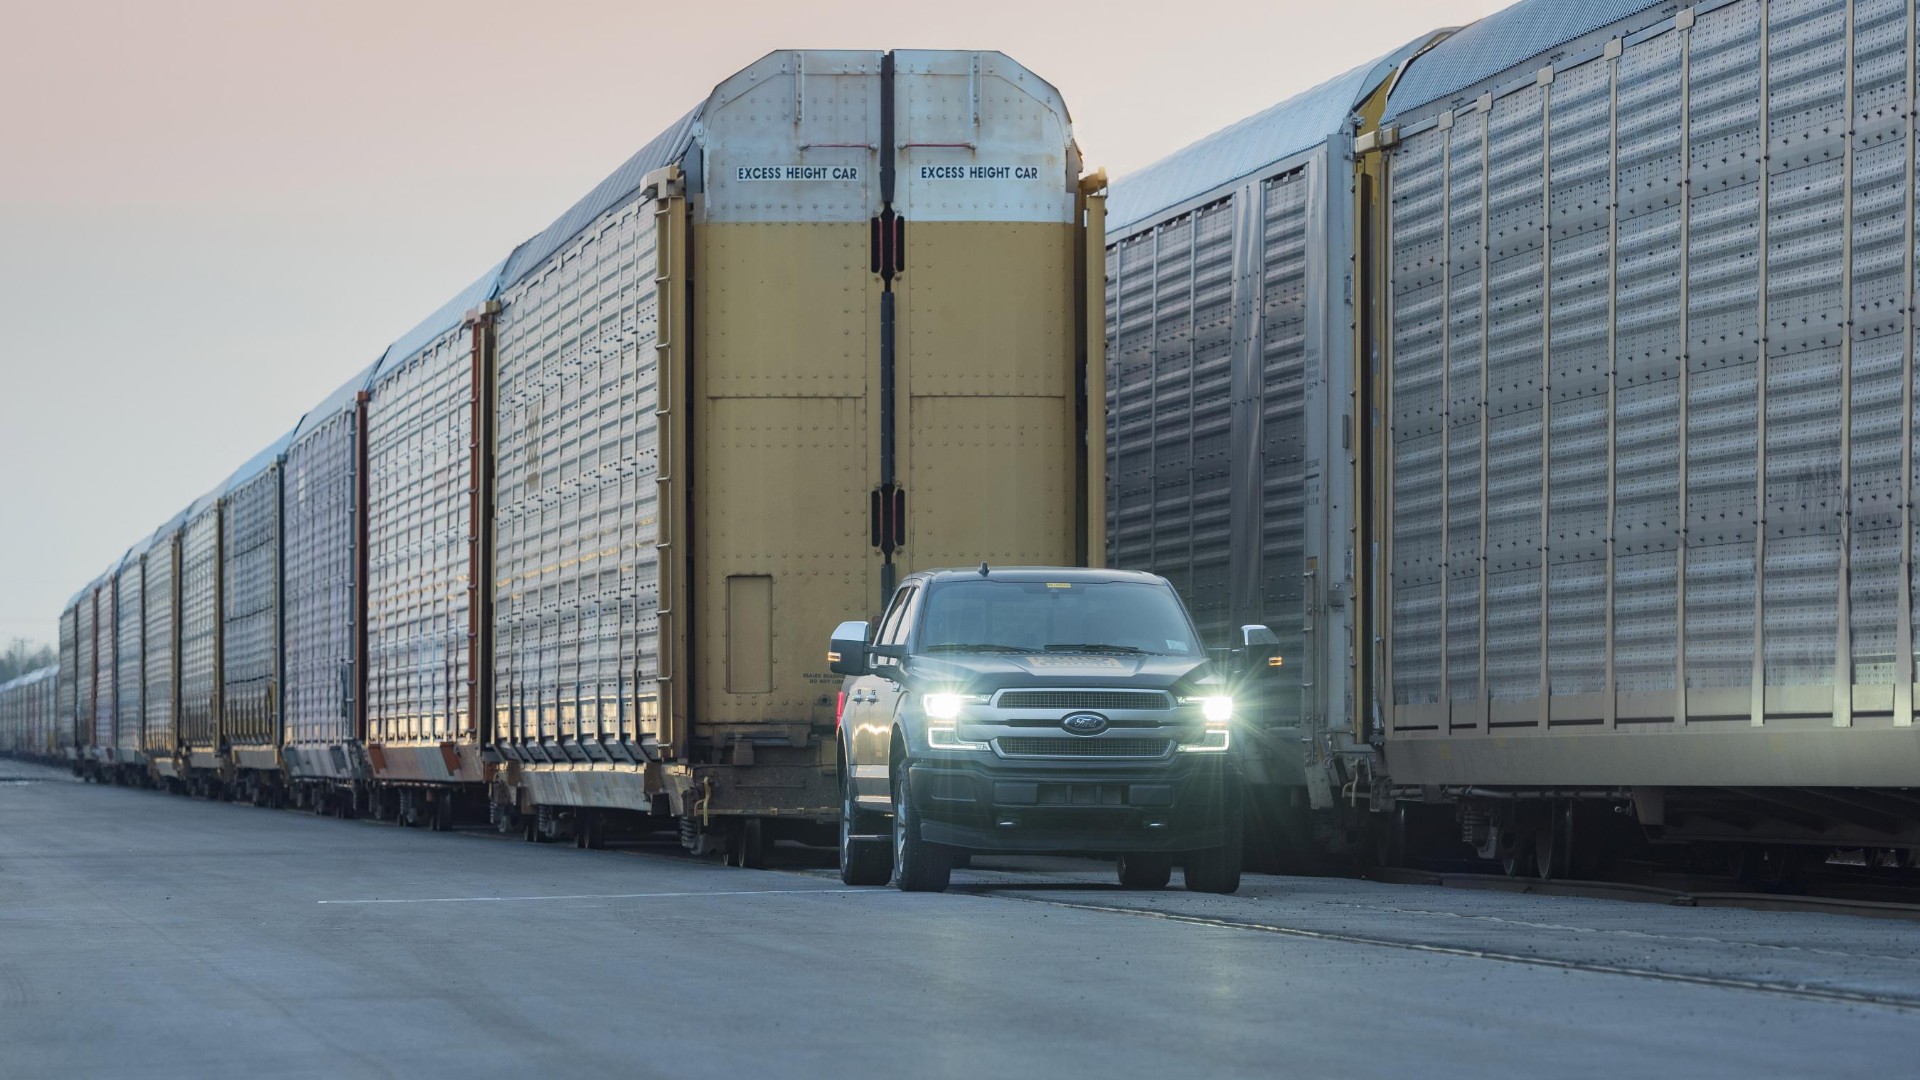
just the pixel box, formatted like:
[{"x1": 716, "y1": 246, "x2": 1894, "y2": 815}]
[
  {"x1": 735, "y1": 165, "x2": 862, "y2": 181},
  {"x1": 916, "y1": 165, "x2": 1043, "y2": 181}
]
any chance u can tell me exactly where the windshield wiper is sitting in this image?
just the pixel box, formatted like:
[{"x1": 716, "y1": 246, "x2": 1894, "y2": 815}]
[
  {"x1": 923, "y1": 642, "x2": 1032, "y2": 654},
  {"x1": 1043, "y1": 643, "x2": 1154, "y2": 654}
]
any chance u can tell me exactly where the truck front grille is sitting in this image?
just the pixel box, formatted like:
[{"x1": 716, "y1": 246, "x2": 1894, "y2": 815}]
[
  {"x1": 993, "y1": 690, "x2": 1173, "y2": 712},
  {"x1": 994, "y1": 737, "x2": 1173, "y2": 759}
]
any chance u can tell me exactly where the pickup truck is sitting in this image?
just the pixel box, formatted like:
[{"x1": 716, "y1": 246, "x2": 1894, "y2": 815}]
[{"x1": 829, "y1": 566, "x2": 1272, "y2": 893}]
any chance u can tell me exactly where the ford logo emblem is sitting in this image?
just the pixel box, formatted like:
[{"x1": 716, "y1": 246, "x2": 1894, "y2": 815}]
[{"x1": 1061, "y1": 712, "x2": 1109, "y2": 736}]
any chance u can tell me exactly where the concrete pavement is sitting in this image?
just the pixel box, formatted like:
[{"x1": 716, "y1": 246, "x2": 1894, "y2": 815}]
[{"x1": 0, "y1": 758, "x2": 1909, "y2": 1079}]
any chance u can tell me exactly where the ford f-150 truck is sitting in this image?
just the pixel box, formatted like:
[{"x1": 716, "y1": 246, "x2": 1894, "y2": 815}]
[{"x1": 830, "y1": 566, "x2": 1272, "y2": 893}]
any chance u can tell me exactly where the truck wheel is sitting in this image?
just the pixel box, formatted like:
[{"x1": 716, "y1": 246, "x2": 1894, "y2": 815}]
[
  {"x1": 1184, "y1": 809, "x2": 1244, "y2": 894},
  {"x1": 1115, "y1": 854, "x2": 1172, "y2": 890},
  {"x1": 840, "y1": 772, "x2": 891, "y2": 886},
  {"x1": 891, "y1": 766, "x2": 950, "y2": 893}
]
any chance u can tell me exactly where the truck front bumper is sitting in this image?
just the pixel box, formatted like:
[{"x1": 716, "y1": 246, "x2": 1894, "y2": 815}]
[{"x1": 907, "y1": 753, "x2": 1240, "y2": 855}]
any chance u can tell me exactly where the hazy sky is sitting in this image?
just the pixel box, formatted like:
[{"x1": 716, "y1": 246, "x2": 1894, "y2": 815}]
[{"x1": 0, "y1": 0, "x2": 1508, "y2": 648}]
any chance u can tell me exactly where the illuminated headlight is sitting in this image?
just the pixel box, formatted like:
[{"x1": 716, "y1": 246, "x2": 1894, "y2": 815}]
[
  {"x1": 922, "y1": 692, "x2": 986, "y2": 720},
  {"x1": 926, "y1": 725, "x2": 989, "y2": 752},
  {"x1": 1177, "y1": 728, "x2": 1231, "y2": 754},
  {"x1": 1180, "y1": 695, "x2": 1234, "y2": 723}
]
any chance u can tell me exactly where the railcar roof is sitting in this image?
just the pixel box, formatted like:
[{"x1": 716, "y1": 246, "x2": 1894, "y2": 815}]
[
  {"x1": 1385, "y1": 0, "x2": 1667, "y2": 117},
  {"x1": 1105, "y1": 36, "x2": 1432, "y2": 236}
]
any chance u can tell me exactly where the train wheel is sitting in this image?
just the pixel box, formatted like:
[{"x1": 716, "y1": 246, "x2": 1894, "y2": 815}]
[
  {"x1": 1497, "y1": 820, "x2": 1528, "y2": 878},
  {"x1": 1533, "y1": 802, "x2": 1572, "y2": 880},
  {"x1": 725, "y1": 818, "x2": 767, "y2": 868}
]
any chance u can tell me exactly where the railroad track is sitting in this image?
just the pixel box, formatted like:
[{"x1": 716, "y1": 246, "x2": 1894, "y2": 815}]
[
  {"x1": 962, "y1": 887, "x2": 1920, "y2": 1012},
  {"x1": 1363, "y1": 866, "x2": 1920, "y2": 922}
]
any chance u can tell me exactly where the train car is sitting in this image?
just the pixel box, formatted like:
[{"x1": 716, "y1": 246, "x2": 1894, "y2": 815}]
[
  {"x1": 1367, "y1": 0, "x2": 1920, "y2": 871},
  {"x1": 222, "y1": 433, "x2": 295, "y2": 803},
  {"x1": 177, "y1": 488, "x2": 226, "y2": 792},
  {"x1": 0, "y1": 671, "x2": 17, "y2": 755},
  {"x1": 1102, "y1": 37, "x2": 1442, "y2": 861},
  {"x1": 484, "y1": 49, "x2": 1105, "y2": 859},
  {"x1": 113, "y1": 536, "x2": 150, "y2": 782},
  {"x1": 361, "y1": 266, "x2": 505, "y2": 828},
  {"x1": 144, "y1": 513, "x2": 185, "y2": 781},
  {"x1": 55, "y1": 601, "x2": 78, "y2": 764},
  {"x1": 0, "y1": 667, "x2": 57, "y2": 761},
  {"x1": 71, "y1": 577, "x2": 99, "y2": 771},
  {"x1": 1113, "y1": 0, "x2": 1920, "y2": 874},
  {"x1": 91, "y1": 566, "x2": 120, "y2": 779},
  {"x1": 282, "y1": 362, "x2": 379, "y2": 812}
]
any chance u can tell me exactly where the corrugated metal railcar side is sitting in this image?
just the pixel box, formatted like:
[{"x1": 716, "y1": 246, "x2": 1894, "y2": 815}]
[
  {"x1": 56, "y1": 604, "x2": 78, "y2": 761},
  {"x1": 223, "y1": 442, "x2": 291, "y2": 777},
  {"x1": 178, "y1": 496, "x2": 224, "y2": 774},
  {"x1": 42, "y1": 668, "x2": 58, "y2": 759},
  {"x1": 0, "y1": 673, "x2": 18, "y2": 754},
  {"x1": 283, "y1": 367, "x2": 376, "y2": 789},
  {"x1": 1375, "y1": 0, "x2": 1920, "y2": 806},
  {"x1": 364, "y1": 266, "x2": 503, "y2": 794},
  {"x1": 74, "y1": 582, "x2": 96, "y2": 763},
  {"x1": 1103, "y1": 44, "x2": 1433, "y2": 815},
  {"x1": 115, "y1": 542, "x2": 147, "y2": 770},
  {"x1": 93, "y1": 573, "x2": 117, "y2": 768},
  {"x1": 144, "y1": 521, "x2": 182, "y2": 776},
  {"x1": 0, "y1": 668, "x2": 56, "y2": 759},
  {"x1": 490, "y1": 114, "x2": 692, "y2": 807}
]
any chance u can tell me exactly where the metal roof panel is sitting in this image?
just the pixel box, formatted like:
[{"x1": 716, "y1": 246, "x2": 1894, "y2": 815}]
[
  {"x1": 501, "y1": 107, "x2": 701, "y2": 288},
  {"x1": 373, "y1": 259, "x2": 508, "y2": 377},
  {"x1": 1386, "y1": 0, "x2": 1667, "y2": 117},
  {"x1": 1106, "y1": 39, "x2": 1430, "y2": 235}
]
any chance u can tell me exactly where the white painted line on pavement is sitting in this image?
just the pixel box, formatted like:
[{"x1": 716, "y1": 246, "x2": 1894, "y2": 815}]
[{"x1": 318, "y1": 887, "x2": 871, "y2": 905}]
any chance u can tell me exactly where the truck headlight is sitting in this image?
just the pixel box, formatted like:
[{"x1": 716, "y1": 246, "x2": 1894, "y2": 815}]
[
  {"x1": 926, "y1": 725, "x2": 989, "y2": 752},
  {"x1": 922, "y1": 692, "x2": 987, "y2": 719},
  {"x1": 1180, "y1": 695, "x2": 1234, "y2": 723}
]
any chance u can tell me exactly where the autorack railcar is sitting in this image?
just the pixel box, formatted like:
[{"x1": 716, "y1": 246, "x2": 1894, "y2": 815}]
[
  {"x1": 1107, "y1": 0, "x2": 1920, "y2": 875},
  {"x1": 0, "y1": 667, "x2": 58, "y2": 761}
]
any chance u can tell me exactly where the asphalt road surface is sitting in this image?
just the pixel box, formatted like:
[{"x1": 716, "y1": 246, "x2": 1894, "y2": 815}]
[{"x1": 1, "y1": 757, "x2": 1911, "y2": 1079}]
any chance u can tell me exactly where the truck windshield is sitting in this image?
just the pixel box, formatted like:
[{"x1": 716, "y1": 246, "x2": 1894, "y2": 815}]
[{"x1": 916, "y1": 579, "x2": 1200, "y2": 656}]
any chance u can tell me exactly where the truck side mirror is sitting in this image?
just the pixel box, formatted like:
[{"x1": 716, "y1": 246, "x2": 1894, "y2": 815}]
[
  {"x1": 829, "y1": 620, "x2": 872, "y2": 677},
  {"x1": 1237, "y1": 624, "x2": 1281, "y2": 676}
]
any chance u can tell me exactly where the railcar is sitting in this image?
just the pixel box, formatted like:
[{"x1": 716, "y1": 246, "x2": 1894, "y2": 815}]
[
  {"x1": 1108, "y1": 0, "x2": 1920, "y2": 876},
  {"x1": 221, "y1": 436, "x2": 294, "y2": 803},
  {"x1": 0, "y1": 666, "x2": 59, "y2": 761},
  {"x1": 487, "y1": 49, "x2": 1103, "y2": 860},
  {"x1": 112, "y1": 535, "x2": 148, "y2": 783},
  {"x1": 143, "y1": 513, "x2": 185, "y2": 780},
  {"x1": 280, "y1": 363, "x2": 377, "y2": 813},
  {"x1": 175, "y1": 489, "x2": 225, "y2": 792},
  {"x1": 55, "y1": 602, "x2": 77, "y2": 763}
]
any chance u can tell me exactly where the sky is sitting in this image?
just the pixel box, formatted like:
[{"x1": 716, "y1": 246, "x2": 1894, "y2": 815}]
[{"x1": 0, "y1": 0, "x2": 1509, "y2": 648}]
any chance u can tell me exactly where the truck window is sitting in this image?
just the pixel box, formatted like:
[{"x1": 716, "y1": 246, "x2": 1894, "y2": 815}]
[
  {"x1": 918, "y1": 579, "x2": 1201, "y2": 656},
  {"x1": 876, "y1": 586, "x2": 918, "y2": 647}
]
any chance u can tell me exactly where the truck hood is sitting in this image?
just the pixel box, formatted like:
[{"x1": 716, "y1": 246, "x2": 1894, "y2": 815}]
[{"x1": 903, "y1": 651, "x2": 1217, "y2": 693}]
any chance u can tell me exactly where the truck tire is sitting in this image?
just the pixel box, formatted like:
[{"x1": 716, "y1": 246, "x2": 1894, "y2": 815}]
[
  {"x1": 1183, "y1": 809, "x2": 1244, "y2": 894},
  {"x1": 891, "y1": 766, "x2": 951, "y2": 893},
  {"x1": 839, "y1": 774, "x2": 891, "y2": 886},
  {"x1": 1115, "y1": 854, "x2": 1173, "y2": 890}
]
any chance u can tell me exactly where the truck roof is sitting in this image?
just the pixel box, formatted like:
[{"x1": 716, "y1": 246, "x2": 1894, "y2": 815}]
[{"x1": 914, "y1": 566, "x2": 1167, "y2": 586}]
